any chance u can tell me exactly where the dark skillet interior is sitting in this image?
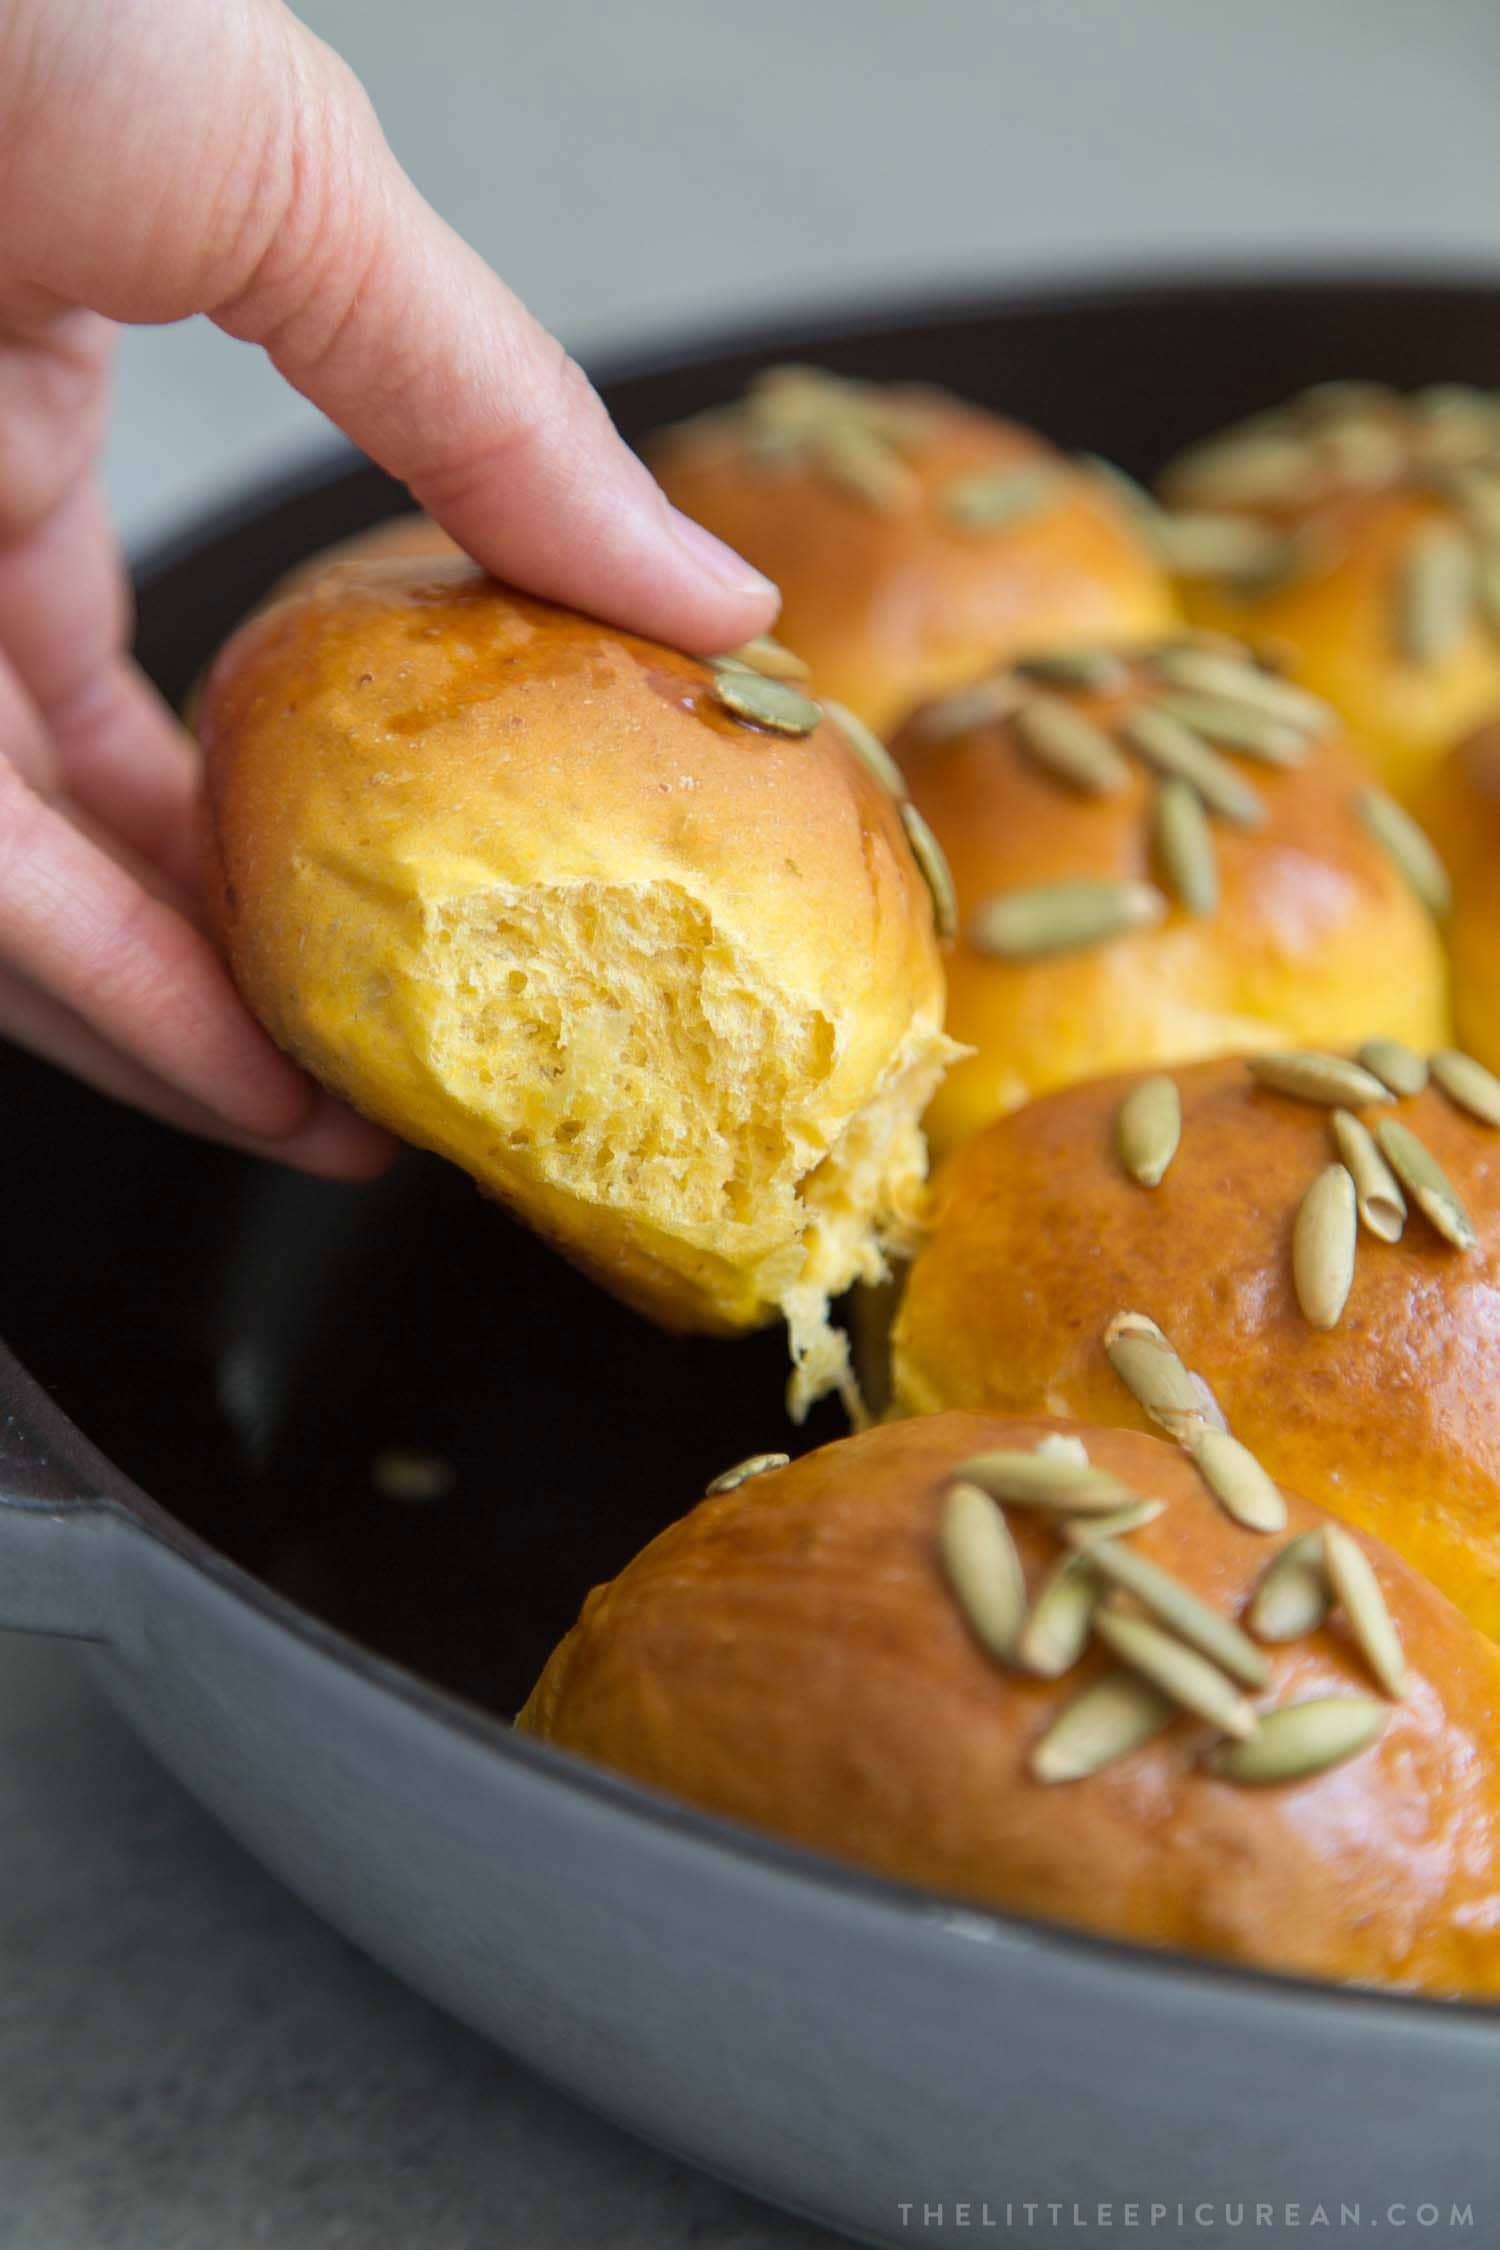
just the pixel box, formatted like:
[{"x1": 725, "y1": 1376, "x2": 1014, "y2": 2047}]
[{"x1": 10, "y1": 274, "x2": 1500, "y2": 1719}]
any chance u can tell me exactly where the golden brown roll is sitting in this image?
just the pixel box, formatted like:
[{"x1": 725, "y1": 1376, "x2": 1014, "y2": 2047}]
[
  {"x1": 267, "y1": 511, "x2": 458, "y2": 600},
  {"x1": 198, "y1": 556, "x2": 960, "y2": 1410},
  {"x1": 520, "y1": 1410, "x2": 1500, "y2": 1996},
  {"x1": 1153, "y1": 382, "x2": 1500, "y2": 800},
  {"x1": 893, "y1": 1052, "x2": 1500, "y2": 1637},
  {"x1": 650, "y1": 367, "x2": 1176, "y2": 735},
  {"x1": 888, "y1": 633, "x2": 1450, "y2": 1153},
  {"x1": 1416, "y1": 722, "x2": 1500, "y2": 1077}
]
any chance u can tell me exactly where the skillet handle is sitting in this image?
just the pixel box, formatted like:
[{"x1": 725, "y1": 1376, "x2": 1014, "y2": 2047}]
[{"x1": 0, "y1": 1348, "x2": 122, "y2": 1642}]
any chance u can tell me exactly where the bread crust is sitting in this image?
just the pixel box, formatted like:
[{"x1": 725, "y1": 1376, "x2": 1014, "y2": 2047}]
[
  {"x1": 1158, "y1": 388, "x2": 1500, "y2": 799},
  {"x1": 889, "y1": 647, "x2": 1450, "y2": 1152},
  {"x1": 520, "y1": 1410, "x2": 1500, "y2": 1995},
  {"x1": 198, "y1": 557, "x2": 953, "y2": 1351},
  {"x1": 1418, "y1": 724, "x2": 1500, "y2": 1078},
  {"x1": 651, "y1": 379, "x2": 1175, "y2": 734},
  {"x1": 894, "y1": 1057, "x2": 1500, "y2": 1637}
]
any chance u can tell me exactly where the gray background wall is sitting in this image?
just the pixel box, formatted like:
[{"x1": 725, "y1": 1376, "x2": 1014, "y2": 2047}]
[{"x1": 109, "y1": 0, "x2": 1500, "y2": 546}]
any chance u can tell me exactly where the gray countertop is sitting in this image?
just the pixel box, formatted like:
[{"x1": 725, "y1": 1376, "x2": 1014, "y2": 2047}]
[
  {"x1": 16, "y1": 0, "x2": 1500, "y2": 2242},
  {"x1": 0, "y1": 1636, "x2": 832, "y2": 2249}
]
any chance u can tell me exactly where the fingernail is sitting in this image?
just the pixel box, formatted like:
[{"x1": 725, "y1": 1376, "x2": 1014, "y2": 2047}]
[{"x1": 668, "y1": 508, "x2": 780, "y2": 607}]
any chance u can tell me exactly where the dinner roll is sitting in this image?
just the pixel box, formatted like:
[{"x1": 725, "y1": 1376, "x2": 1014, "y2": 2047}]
[
  {"x1": 893, "y1": 1053, "x2": 1500, "y2": 1637},
  {"x1": 888, "y1": 633, "x2": 1450, "y2": 1153},
  {"x1": 268, "y1": 510, "x2": 458, "y2": 600},
  {"x1": 198, "y1": 557, "x2": 959, "y2": 1412},
  {"x1": 650, "y1": 367, "x2": 1176, "y2": 735},
  {"x1": 1153, "y1": 382, "x2": 1500, "y2": 799},
  {"x1": 519, "y1": 1411, "x2": 1500, "y2": 1996},
  {"x1": 1417, "y1": 723, "x2": 1500, "y2": 1076}
]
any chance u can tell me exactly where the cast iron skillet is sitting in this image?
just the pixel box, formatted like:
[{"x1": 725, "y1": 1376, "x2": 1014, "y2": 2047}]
[{"x1": 5, "y1": 275, "x2": 1500, "y2": 2249}]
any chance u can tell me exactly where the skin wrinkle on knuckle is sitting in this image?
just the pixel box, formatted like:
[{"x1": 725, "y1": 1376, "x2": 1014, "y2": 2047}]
[
  {"x1": 214, "y1": 28, "x2": 389, "y2": 378},
  {"x1": 411, "y1": 348, "x2": 618, "y2": 519}
]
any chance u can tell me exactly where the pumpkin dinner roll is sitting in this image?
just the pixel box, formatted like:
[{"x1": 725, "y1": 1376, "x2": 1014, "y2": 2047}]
[
  {"x1": 892, "y1": 1051, "x2": 1500, "y2": 1638},
  {"x1": 1151, "y1": 382, "x2": 1500, "y2": 800},
  {"x1": 198, "y1": 556, "x2": 961, "y2": 1413},
  {"x1": 888, "y1": 633, "x2": 1450, "y2": 1153},
  {"x1": 520, "y1": 1412, "x2": 1500, "y2": 1996},
  {"x1": 650, "y1": 366, "x2": 1176, "y2": 736},
  {"x1": 267, "y1": 510, "x2": 459, "y2": 600},
  {"x1": 1417, "y1": 723, "x2": 1500, "y2": 1078}
]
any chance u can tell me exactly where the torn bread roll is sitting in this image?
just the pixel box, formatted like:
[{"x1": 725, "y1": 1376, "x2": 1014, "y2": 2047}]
[{"x1": 197, "y1": 557, "x2": 959, "y2": 1416}]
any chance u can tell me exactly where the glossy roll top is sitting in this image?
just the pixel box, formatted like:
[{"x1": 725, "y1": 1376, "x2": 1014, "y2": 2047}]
[
  {"x1": 521, "y1": 1411, "x2": 1500, "y2": 1996},
  {"x1": 651, "y1": 367, "x2": 1176, "y2": 735},
  {"x1": 886, "y1": 634, "x2": 1449, "y2": 1152},
  {"x1": 1153, "y1": 382, "x2": 1500, "y2": 800},
  {"x1": 894, "y1": 1051, "x2": 1500, "y2": 1637}
]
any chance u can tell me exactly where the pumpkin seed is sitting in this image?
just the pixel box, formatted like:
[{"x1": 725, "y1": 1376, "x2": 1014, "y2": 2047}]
[
  {"x1": 714, "y1": 635, "x2": 811, "y2": 683},
  {"x1": 1440, "y1": 465, "x2": 1500, "y2": 539},
  {"x1": 1355, "y1": 789, "x2": 1452, "y2": 918},
  {"x1": 1148, "y1": 513, "x2": 1290, "y2": 579},
  {"x1": 1084, "y1": 1542, "x2": 1269, "y2": 1688},
  {"x1": 1374, "y1": 1119, "x2": 1477, "y2": 1250},
  {"x1": 1014, "y1": 647, "x2": 1129, "y2": 692},
  {"x1": 1477, "y1": 545, "x2": 1500, "y2": 631},
  {"x1": 820, "y1": 421, "x2": 921, "y2": 512},
  {"x1": 1206, "y1": 1695, "x2": 1387, "y2": 1784},
  {"x1": 1355, "y1": 1036, "x2": 1429, "y2": 1099},
  {"x1": 942, "y1": 463, "x2": 1059, "y2": 531},
  {"x1": 1114, "y1": 1074, "x2": 1182, "y2": 1188},
  {"x1": 899, "y1": 802, "x2": 957, "y2": 942},
  {"x1": 951, "y1": 1450, "x2": 1137, "y2": 1514},
  {"x1": 1431, "y1": 1048, "x2": 1500, "y2": 1127},
  {"x1": 1029, "y1": 1667, "x2": 1177, "y2": 1783},
  {"x1": 1331, "y1": 1110, "x2": 1406, "y2": 1242},
  {"x1": 1034, "y1": 1433, "x2": 1091, "y2": 1467},
  {"x1": 1093, "y1": 1608, "x2": 1259, "y2": 1737},
  {"x1": 1167, "y1": 431, "x2": 1317, "y2": 510},
  {"x1": 1247, "y1": 1052, "x2": 1393, "y2": 1108},
  {"x1": 710, "y1": 670, "x2": 823, "y2": 736},
  {"x1": 971, "y1": 879, "x2": 1165, "y2": 960},
  {"x1": 1152, "y1": 690, "x2": 1310, "y2": 766},
  {"x1": 1249, "y1": 1531, "x2": 1332, "y2": 1643},
  {"x1": 824, "y1": 699, "x2": 908, "y2": 799},
  {"x1": 1103, "y1": 1310, "x2": 1226, "y2": 1442},
  {"x1": 938, "y1": 1482, "x2": 1027, "y2": 1662},
  {"x1": 913, "y1": 677, "x2": 1020, "y2": 742},
  {"x1": 1153, "y1": 778, "x2": 1218, "y2": 914},
  {"x1": 705, "y1": 1451, "x2": 790, "y2": 1496},
  {"x1": 1062, "y1": 1498, "x2": 1168, "y2": 1548},
  {"x1": 1188, "y1": 1427, "x2": 1288, "y2": 1535},
  {"x1": 1015, "y1": 1554, "x2": 1102, "y2": 1677},
  {"x1": 1411, "y1": 385, "x2": 1497, "y2": 464},
  {"x1": 1013, "y1": 697, "x2": 1132, "y2": 794},
  {"x1": 1322, "y1": 1525, "x2": 1407, "y2": 1698},
  {"x1": 1077, "y1": 453, "x2": 1157, "y2": 518},
  {"x1": 1293, "y1": 1164, "x2": 1358, "y2": 1330},
  {"x1": 1149, "y1": 647, "x2": 1332, "y2": 732},
  {"x1": 1319, "y1": 417, "x2": 1406, "y2": 488},
  {"x1": 1298, "y1": 380, "x2": 1395, "y2": 421},
  {"x1": 1125, "y1": 707, "x2": 1266, "y2": 827},
  {"x1": 1398, "y1": 522, "x2": 1475, "y2": 664}
]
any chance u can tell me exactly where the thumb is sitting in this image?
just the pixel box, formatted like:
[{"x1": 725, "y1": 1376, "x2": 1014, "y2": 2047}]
[{"x1": 3, "y1": 0, "x2": 778, "y2": 650}]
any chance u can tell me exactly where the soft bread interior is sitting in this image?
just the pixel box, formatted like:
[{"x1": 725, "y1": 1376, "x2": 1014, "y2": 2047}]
[{"x1": 411, "y1": 873, "x2": 957, "y2": 1415}]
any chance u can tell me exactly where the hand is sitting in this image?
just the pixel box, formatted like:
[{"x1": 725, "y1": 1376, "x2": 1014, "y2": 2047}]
[{"x1": 0, "y1": 0, "x2": 777, "y2": 1174}]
